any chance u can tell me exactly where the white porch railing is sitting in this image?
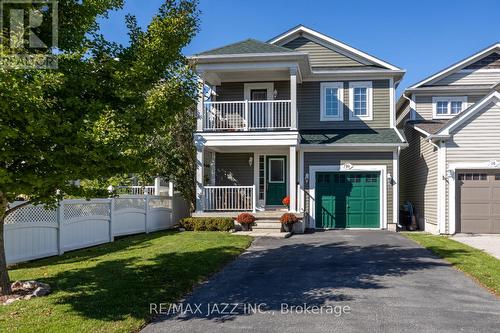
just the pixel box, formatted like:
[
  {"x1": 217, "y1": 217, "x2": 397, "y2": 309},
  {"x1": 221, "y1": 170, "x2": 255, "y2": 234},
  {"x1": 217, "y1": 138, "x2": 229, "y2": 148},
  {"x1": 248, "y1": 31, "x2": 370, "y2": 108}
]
[
  {"x1": 203, "y1": 100, "x2": 291, "y2": 131},
  {"x1": 113, "y1": 186, "x2": 156, "y2": 195},
  {"x1": 203, "y1": 185, "x2": 256, "y2": 211}
]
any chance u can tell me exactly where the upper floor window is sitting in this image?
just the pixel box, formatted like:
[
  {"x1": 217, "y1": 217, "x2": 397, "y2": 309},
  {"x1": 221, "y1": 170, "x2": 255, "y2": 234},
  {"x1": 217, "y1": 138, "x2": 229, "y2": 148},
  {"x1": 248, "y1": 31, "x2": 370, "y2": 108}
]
[
  {"x1": 320, "y1": 82, "x2": 343, "y2": 121},
  {"x1": 432, "y1": 96, "x2": 467, "y2": 119},
  {"x1": 349, "y1": 81, "x2": 373, "y2": 121}
]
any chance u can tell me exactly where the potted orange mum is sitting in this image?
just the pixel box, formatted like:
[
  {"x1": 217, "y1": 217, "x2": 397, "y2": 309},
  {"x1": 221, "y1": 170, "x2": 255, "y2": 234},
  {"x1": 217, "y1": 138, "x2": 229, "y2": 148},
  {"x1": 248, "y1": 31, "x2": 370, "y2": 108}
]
[
  {"x1": 236, "y1": 213, "x2": 255, "y2": 231},
  {"x1": 280, "y1": 213, "x2": 298, "y2": 233}
]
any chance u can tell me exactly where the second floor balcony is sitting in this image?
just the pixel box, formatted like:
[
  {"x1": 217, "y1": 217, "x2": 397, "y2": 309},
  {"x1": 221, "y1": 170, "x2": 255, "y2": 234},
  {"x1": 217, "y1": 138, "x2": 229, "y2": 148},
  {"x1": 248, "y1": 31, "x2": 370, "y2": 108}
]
[{"x1": 202, "y1": 99, "x2": 292, "y2": 131}]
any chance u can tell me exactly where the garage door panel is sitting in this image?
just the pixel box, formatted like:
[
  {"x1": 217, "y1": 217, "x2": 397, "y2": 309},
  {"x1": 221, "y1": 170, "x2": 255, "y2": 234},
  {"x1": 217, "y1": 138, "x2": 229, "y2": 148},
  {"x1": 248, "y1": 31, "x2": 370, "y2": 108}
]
[
  {"x1": 460, "y1": 187, "x2": 490, "y2": 201},
  {"x1": 365, "y1": 200, "x2": 379, "y2": 212},
  {"x1": 457, "y1": 171, "x2": 500, "y2": 233},
  {"x1": 364, "y1": 214, "x2": 379, "y2": 226},
  {"x1": 461, "y1": 203, "x2": 491, "y2": 217},
  {"x1": 492, "y1": 219, "x2": 500, "y2": 233},
  {"x1": 460, "y1": 219, "x2": 492, "y2": 233},
  {"x1": 316, "y1": 172, "x2": 380, "y2": 229}
]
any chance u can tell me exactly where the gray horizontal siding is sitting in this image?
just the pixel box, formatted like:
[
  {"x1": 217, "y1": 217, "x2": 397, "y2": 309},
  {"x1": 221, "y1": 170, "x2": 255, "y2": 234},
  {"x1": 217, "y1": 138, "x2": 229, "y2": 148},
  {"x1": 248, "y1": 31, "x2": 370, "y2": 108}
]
[
  {"x1": 429, "y1": 71, "x2": 500, "y2": 86},
  {"x1": 304, "y1": 152, "x2": 393, "y2": 224},
  {"x1": 399, "y1": 128, "x2": 438, "y2": 230},
  {"x1": 283, "y1": 36, "x2": 365, "y2": 68},
  {"x1": 216, "y1": 81, "x2": 290, "y2": 101},
  {"x1": 298, "y1": 80, "x2": 391, "y2": 129},
  {"x1": 447, "y1": 101, "x2": 500, "y2": 164},
  {"x1": 215, "y1": 153, "x2": 253, "y2": 186},
  {"x1": 414, "y1": 94, "x2": 485, "y2": 120}
]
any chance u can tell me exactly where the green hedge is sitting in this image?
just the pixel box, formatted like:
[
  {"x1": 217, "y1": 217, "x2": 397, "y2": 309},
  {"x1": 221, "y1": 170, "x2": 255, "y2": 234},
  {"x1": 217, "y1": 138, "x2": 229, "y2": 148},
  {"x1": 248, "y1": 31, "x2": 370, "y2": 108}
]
[{"x1": 180, "y1": 217, "x2": 234, "y2": 231}]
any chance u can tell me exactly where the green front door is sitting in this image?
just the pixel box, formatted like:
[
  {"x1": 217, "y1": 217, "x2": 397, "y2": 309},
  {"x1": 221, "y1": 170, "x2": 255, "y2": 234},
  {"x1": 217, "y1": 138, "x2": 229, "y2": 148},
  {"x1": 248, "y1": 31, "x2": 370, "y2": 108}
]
[
  {"x1": 315, "y1": 172, "x2": 380, "y2": 229},
  {"x1": 266, "y1": 156, "x2": 287, "y2": 205}
]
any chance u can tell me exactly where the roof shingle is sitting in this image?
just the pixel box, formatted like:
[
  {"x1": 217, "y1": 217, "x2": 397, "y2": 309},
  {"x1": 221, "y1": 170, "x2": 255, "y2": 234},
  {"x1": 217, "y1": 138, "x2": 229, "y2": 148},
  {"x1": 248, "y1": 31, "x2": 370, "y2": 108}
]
[
  {"x1": 196, "y1": 39, "x2": 296, "y2": 56},
  {"x1": 300, "y1": 129, "x2": 404, "y2": 145}
]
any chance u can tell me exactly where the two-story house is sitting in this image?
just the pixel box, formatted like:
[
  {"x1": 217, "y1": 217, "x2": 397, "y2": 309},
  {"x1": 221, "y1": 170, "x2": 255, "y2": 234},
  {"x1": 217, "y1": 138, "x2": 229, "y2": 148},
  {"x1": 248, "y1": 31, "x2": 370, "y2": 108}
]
[
  {"x1": 397, "y1": 43, "x2": 500, "y2": 234},
  {"x1": 191, "y1": 25, "x2": 406, "y2": 232}
]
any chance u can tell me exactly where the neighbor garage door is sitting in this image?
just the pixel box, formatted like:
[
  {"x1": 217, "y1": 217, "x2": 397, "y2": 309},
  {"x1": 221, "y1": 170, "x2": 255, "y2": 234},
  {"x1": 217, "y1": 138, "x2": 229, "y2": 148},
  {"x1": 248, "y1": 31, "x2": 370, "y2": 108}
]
[
  {"x1": 457, "y1": 171, "x2": 500, "y2": 233},
  {"x1": 315, "y1": 172, "x2": 380, "y2": 229}
]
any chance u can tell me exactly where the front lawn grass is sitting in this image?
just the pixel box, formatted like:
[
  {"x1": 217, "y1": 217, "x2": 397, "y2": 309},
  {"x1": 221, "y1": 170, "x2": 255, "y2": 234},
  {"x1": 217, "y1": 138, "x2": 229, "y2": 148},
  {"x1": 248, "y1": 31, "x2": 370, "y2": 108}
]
[
  {"x1": 0, "y1": 231, "x2": 252, "y2": 333},
  {"x1": 402, "y1": 232, "x2": 500, "y2": 296}
]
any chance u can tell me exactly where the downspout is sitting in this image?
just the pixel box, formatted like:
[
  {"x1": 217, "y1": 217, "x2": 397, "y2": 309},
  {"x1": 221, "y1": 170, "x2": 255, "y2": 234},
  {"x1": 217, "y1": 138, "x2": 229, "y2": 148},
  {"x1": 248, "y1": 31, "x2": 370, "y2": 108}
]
[{"x1": 402, "y1": 92, "x2": 416, "y2": 121}]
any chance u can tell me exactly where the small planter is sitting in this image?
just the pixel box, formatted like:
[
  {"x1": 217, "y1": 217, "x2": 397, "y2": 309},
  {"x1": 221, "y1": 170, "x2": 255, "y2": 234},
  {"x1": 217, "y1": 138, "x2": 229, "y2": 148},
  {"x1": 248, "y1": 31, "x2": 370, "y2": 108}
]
[
  {"x1": 240, "y1": 223, "x2": 252, "y2": 231},
  {"x1": 280, "y1": 213, "x2": 298, "y2": 233},
  {"x1": 236, "y1": 213, "x2": 256, "y2": 232},
  {"x1": 282, "y1": 223, "x2": 294, "y2": 233}
]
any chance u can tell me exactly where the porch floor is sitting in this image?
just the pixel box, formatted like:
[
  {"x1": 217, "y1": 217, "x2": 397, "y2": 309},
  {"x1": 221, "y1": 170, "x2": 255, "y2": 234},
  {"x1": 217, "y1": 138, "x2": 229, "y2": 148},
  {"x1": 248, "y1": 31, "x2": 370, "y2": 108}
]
[{"x1": 192, "y1": 211, "x2": 304, "y2": 218}]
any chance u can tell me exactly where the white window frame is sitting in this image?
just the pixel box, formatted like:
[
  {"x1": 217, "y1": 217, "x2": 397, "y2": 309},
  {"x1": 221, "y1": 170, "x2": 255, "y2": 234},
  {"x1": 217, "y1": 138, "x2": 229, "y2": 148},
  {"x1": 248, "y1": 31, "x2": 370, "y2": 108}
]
[
  {"x1": 244, "y1": 82, "x2": 274, "y2": 101},
  {"x1": 320, "y1": 82, "x2": 344, "y2": 121},
  {"x1": 432, "y1": 96, "x2": 467, "y2": 119},
  {"x1": 349, "y1": 81, "x2": 373, "y2": 121}
]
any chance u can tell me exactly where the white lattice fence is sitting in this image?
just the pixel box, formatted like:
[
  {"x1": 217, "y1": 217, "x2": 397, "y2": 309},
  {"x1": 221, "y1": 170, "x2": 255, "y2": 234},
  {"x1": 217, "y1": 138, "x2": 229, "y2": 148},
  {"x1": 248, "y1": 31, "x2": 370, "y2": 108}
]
[
  {"x1": 4, "y1": 205, "x2": 59, "y2": 264},
  {"x1": 4, "y1": 194, "x2": 189, "y2": 264},
  {"x1": 113, "y1": 196, "x2": 146, "y2": 236}
]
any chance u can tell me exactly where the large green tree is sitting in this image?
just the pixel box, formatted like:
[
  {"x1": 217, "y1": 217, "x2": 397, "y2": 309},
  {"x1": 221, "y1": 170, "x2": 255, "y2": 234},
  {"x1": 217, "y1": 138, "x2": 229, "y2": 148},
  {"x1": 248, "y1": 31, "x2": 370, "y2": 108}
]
[{"x1": 0, "y1": 0, "x2": 199, "y2": 295}]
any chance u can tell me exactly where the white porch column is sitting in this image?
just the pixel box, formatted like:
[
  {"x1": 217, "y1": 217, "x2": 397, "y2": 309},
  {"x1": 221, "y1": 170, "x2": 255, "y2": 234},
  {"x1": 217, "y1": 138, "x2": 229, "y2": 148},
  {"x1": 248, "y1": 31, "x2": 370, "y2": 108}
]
[
  {"x1": 290, "y1": 67, "x2": 297, "y2": 130},
  {"x1": 196, "y1": 76, "x2": 205, "y2": 131},
  {"x1": 168, "y1": 181, "x2": 174, "y2": 196},
  {"x1": 154, "y1": 177, "x2": 161, "y2": 195},
  {"x1": 195, "y1": 144, "x2": 204, "y2": 212},
  {"x1": 289, "y1": 145, "x2": 297, "y2": 212}
]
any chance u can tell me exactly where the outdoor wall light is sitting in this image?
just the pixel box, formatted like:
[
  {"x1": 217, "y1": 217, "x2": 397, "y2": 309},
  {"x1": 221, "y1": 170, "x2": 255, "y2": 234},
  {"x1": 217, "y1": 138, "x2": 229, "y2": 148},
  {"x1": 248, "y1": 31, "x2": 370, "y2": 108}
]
[
  {"x1": 387, "y1": 173, "x2": 393, "y2": 185},
  {"x1": 248, "y1": 156, "x2": 253, "y2": 167},
  {"x1": 305, "y1": 173, "x2": 309, "y2": 184},
  {"x1": 273, "y1": 89, "x2": 278, "y2": 99},
  {"x1": 446, "y1": 170, "x2": 454, "y2": 179}
]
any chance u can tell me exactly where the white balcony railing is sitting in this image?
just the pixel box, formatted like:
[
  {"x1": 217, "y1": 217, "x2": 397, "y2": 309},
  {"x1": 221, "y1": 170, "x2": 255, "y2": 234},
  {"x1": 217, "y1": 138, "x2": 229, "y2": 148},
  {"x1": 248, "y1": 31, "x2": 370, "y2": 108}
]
[
  {"x1": 204, "y1": 185, "x2": 256, "y2": 211},
  {"x1": 203, "y1": 100, "x2": 291, "y2": 131}
]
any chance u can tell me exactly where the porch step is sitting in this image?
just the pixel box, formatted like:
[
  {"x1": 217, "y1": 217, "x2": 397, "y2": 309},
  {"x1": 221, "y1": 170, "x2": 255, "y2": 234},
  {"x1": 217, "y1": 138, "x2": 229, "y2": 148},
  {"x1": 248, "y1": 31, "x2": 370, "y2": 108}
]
[{"x1": 252, "y1": 220, "x2": 282, "y2": 230}]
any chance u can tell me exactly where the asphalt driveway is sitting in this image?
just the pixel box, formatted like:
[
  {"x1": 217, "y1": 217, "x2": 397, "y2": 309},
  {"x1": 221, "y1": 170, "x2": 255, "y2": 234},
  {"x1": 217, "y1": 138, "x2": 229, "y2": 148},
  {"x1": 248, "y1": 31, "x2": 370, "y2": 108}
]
[{"x1": 143, "y1": 231, "x2": 500, "y2": 333}]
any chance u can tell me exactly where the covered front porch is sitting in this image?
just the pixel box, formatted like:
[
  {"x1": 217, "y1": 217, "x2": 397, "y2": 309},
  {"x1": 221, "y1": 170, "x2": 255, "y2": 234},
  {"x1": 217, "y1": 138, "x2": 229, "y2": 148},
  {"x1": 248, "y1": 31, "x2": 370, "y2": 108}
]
[{"x1": 194, "y1": 144, "x2": 299, "y2": 213}]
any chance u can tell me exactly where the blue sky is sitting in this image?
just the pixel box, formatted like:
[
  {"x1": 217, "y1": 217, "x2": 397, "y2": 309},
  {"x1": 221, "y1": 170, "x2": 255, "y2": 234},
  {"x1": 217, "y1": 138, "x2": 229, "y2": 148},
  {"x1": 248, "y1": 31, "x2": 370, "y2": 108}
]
[{"x1": 98, "y1": 0, "x2": 500, "y2": 95}]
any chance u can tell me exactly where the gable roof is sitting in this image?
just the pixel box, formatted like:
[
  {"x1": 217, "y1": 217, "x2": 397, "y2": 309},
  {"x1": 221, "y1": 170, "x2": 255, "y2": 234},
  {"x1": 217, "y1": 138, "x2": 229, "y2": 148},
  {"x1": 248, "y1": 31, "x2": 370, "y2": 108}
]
[
  {"x1": 436, "y1": 90, "x2": 500, "y2": 135},
  {"x1": 268, "y1": 25, "x2": 402, "y2": 71},
  {"x1": 196, "y1": 38, "x2": 298, "y2": 56},
  {"x1": 407, "y1": 42, "x2": 500, "y2": 90}
]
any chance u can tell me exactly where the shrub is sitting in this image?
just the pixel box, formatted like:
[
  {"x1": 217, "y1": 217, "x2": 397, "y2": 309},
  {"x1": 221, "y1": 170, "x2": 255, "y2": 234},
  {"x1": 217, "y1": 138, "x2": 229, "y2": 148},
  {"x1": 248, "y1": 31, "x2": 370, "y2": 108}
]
[
  {"x1": 282, "y1": 196, "x2": 290, "y2": 207},
  {"x1": 280, "y1": 213, "x2": 298, "y2": 224},
  {"x1": 236, "y1": 213, "x2": 256, "y2": 225},
  {"x1": 179, "y1": 217, "x2": 234, "y2": 231}
]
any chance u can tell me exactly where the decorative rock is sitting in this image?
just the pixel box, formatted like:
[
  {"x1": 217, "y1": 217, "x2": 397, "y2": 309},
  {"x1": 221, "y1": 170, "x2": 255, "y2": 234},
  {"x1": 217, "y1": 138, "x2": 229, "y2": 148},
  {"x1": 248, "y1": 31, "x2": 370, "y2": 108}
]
[
  {"x1": 33, "y1": 286, "x2": 50, "y2": 297},
  {"x1": 11, "y1": 280, "x2": 23, "y2": 289},
  {"x1": 4, "y1": 298, "x2": 20, "y2": 305},
  {"x1": 22, "y1": 281, "x2": 37, "y2": 290}
]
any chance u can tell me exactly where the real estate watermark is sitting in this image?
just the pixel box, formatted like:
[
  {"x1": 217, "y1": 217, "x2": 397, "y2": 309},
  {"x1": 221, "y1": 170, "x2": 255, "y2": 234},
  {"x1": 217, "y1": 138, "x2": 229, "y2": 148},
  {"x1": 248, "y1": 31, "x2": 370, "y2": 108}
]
[
  {"x1": 150, "y1": 302, "x2": 352, "y2": 317},
  {"x1": 0, "y1": 0, "x2": 58, "y2": 69}
]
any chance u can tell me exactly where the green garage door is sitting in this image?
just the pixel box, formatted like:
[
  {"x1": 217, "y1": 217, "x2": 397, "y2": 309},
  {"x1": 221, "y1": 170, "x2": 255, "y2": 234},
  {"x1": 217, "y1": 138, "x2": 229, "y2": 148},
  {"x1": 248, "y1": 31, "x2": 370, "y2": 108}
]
[{"x1": 315, "y1": 172, "x2": 380, "y2": 229}]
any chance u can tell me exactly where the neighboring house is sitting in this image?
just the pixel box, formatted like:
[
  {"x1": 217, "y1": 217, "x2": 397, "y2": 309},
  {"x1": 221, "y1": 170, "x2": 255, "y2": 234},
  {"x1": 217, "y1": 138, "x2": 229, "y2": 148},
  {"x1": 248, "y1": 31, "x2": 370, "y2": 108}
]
[
  {"x1": 397, "y1": 43, "x2": 500, "y2": 234},
  {"x1": 191, "y1": 25, "x2": 406, "y2": 232}
]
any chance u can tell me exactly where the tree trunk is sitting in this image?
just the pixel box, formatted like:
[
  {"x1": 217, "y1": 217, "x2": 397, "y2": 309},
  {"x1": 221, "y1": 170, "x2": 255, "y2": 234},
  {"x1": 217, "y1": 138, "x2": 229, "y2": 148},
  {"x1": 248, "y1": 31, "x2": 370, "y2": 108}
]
[{"x1": 0, "y1": 193, "x2": 12, "y2": 295}]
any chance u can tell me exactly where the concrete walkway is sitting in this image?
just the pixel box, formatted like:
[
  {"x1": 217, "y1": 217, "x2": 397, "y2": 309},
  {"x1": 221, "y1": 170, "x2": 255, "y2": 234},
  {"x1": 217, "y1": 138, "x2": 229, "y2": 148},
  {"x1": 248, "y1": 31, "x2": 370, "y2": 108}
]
[
  {"x1": 452, "y1": 234, "x2": 500, "y2": 259},
  {"x1": 143, "y1": 231, "x2": 500, "y2": 333}
]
